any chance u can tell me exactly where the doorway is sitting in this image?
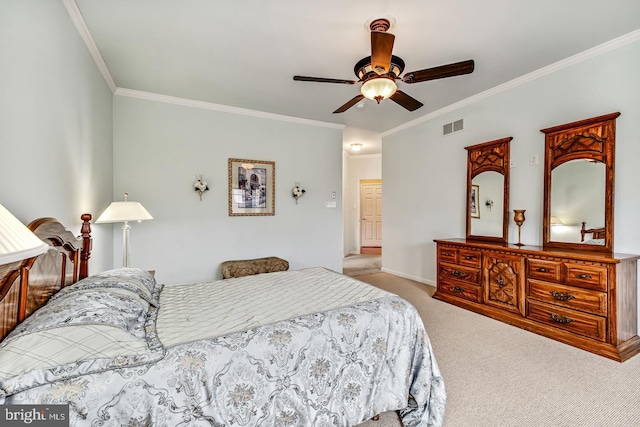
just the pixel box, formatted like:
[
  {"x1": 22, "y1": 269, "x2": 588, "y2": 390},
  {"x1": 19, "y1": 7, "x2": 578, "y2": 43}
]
[{"x1": 360, "y1": 179, "x2": 382, "y2": 255}]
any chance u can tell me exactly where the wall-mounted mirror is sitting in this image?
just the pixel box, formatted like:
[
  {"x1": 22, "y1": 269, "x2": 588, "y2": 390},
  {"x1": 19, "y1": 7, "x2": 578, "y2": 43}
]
[
  {"x1": 465, "y1": 137, "x2": 512, "y2": 243},
  {"x1": 541, "y1": 112, "x2": 619, "y2": 253}
]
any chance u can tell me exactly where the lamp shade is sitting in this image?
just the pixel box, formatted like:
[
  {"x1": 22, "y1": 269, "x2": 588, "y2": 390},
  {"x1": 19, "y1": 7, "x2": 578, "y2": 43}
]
[
  {"x1": 550, "y1": 216, "x2": 564, "y2": 226},
  {"x1": 96, "y1": 194, "x2": 153, "y2": 224},
  {"x1": 361, "y1": 77, "x2": 397, "y2": 103},
  {"x1": 96, "y1": 194, "x2": 152, "y2": 268},
  {"x1": 0, "y1": 203, "x2": 49, "y2": 265}
]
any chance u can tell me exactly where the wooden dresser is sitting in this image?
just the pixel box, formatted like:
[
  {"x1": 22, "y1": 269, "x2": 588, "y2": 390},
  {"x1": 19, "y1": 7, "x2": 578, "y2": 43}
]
[{"x1": 433, "y1": 238, "x2": 640, "y2": 361}]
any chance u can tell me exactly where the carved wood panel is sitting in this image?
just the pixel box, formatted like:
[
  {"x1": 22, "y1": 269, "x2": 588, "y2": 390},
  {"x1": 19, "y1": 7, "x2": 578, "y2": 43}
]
[{"x1": 483, "y1": 252, "x2": 525, "y2": 315}]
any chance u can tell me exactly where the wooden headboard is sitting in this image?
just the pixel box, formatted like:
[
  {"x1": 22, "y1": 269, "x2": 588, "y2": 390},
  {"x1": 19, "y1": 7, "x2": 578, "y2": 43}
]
[
  {"x1": 581, "y1": 221, "x2": 606, "y2": 242},
  {"x1": 0, "y1": 214, "x2": 92, "y2": 341}
]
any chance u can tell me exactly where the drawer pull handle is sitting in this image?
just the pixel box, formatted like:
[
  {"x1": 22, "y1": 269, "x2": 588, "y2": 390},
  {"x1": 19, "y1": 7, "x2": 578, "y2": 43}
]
[
  {"x1": 550, "y1": 291, "x2": 575, "y2": 301},
  {"x1": 443, "y1": 252, "x2": 452, "y2": 257},
  {"x1": 452, "y1": 269, "x2": 466, "y2": 278},
  {"x1": 497, "y1": 276, "x2": 504, "y2": 288},
  {"x1": 464, "y1": 256, "x2": 474, "y2": 260},
  {"x1": 550, "y1": 313, "x2": 574, "y2": 324},
  {"x1": 576, "y1": 274, "x2": 592, "y2": 279},
  {"x1": 452, "y1": 286, "x2": 465, "y2": 293},
  {"x1": 536, "y1": 267, "x2": 550, "y2": 273}
]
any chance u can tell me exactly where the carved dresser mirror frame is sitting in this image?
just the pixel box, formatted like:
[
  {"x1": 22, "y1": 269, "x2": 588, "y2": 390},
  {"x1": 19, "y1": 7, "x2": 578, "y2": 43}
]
[
  {"x1": 541, "y1": 112, "x2": 619, "y2": 253},
  {"x1": 465, "y1": 137, "x2": 512, "y2": 243}
]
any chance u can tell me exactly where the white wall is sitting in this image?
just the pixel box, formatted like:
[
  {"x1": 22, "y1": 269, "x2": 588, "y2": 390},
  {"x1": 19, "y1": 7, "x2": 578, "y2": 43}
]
[
  {"x1": 0, "y1": 0, "x2": 113, "y2": 272},
  {"x1": 382, "y1": 37, "x2": 640, "y2": 285},
  {"x1": 112, "y1": 95, "x2": 344, "y2": 284}
]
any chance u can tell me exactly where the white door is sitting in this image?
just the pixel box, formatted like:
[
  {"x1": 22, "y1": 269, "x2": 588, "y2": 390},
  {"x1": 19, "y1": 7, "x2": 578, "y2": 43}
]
[{"x1": 360, "y1": 180, "x2": 382, "y2": 248}]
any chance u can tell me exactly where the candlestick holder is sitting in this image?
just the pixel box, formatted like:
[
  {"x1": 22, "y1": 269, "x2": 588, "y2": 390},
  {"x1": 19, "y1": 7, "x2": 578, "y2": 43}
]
[{"x1": 513, "y1": 209, "x2": 526, "y2": 246}]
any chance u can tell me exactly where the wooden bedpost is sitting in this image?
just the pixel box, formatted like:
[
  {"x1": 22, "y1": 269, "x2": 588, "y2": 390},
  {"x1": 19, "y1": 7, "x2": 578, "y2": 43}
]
[
  {"x1": 79, "y1": 213, "x2": 92, "y2": 280},
  {"x1": 16, "y1": 258, "x2": 37, "y2": 323}
]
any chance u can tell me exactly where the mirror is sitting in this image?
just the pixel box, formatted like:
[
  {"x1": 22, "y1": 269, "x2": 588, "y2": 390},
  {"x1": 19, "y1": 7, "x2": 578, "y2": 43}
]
[
  {"x1": 549, "y1": 160, "x2": 605, "y2": 244},
  {"x1": 465, "y1": 137, "x2": 511, "y2": 243},
  {"x1": 541, "y1": 112, "x2": 618, "y2": 253}
]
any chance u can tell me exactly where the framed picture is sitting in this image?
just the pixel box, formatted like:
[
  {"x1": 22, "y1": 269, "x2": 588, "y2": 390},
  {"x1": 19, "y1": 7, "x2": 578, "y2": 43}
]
[
  {"x1": 470, "y1": 185, "x2": 480, "y2": 218},
  {"x1": 228, "y1": 158, "x2": 275, "y2": 216}
]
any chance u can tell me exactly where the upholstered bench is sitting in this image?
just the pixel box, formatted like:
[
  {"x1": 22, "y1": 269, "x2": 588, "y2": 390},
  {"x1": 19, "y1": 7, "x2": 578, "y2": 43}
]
[{"x1": 220, "y1": 256, "x2": 289, "y2": 279}]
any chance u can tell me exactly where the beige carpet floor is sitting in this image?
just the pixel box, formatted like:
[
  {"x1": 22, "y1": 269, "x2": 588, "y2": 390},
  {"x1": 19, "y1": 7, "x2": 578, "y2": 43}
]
[
  {"x1": 353, "y1": 272, "x2": 640, "y2": 427},
  {"x1": 343, "y1": 254, "x2": 382, "y2": 277}
]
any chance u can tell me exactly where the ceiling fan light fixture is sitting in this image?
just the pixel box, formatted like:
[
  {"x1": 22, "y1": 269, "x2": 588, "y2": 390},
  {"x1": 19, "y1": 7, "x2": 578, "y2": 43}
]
[{"x1": 361, "y1": 77, "x2": 397, "y2": 104}]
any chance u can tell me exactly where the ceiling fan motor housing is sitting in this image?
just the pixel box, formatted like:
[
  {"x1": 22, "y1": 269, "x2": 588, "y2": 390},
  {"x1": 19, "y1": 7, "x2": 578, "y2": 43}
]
[
  {"x1": 354, "y1": 55, "x2": 405, "y2": 81},
  {"x1": 369, "y1": 18, "x2": 391, "y2": 32}
]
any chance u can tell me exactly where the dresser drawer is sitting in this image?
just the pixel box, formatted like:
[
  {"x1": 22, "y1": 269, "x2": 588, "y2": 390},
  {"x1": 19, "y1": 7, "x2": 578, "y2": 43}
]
[
  {"x1": 458, "y1": 249, "x2": 481, "y2": 268},
  {"x1": 527, "y1": 300, "x2": 606, "y2": 342},
  {"x1": 527, "y1": 279, "x2": 607, "y2": 316},
  {"x1": 526, "y1": 259, "x2": 562, "y2": 282},
  {"x1": 439, "y1": 280, "x2": 481, "y2": 303},
  {"x1": 439, "y1": 263, "x2": 481, "y2": 285},
  {"x1": 438, "y1": 246, "x2": 458, "y2": 263},
  {"x1": 565, "y1": 263, "x2": 607, "y2": 291}
]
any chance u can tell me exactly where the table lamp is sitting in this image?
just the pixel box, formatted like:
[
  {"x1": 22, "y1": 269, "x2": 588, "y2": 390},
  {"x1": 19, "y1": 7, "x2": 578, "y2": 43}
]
[
  {"x1": 0, "y1": 203, "x2": 49, "y2": 265},
  {"x1": 96, "y1": 193, "x2": 153, "y2": 267},
  {"x1": 0, "y1": 203, "x2": 50, "y2": 323}
]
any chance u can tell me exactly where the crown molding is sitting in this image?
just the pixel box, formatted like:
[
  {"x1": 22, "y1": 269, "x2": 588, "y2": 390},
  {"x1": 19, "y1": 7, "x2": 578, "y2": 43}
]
[
  {"x1": 114, "y1": 88, "x2": 346, "y2": 130},
  {"x1": 381, "y1": 29, "x2": 640, "y2": 137},
  {"x1": 63, "y1": 0, "x2": 638, "y2": 136},
  {"x1": 62, "y1": 0, "x2": 116, "y2": 92},
  {"x1": 63, "y1": 0, "x2": 342, "y2": 129}
]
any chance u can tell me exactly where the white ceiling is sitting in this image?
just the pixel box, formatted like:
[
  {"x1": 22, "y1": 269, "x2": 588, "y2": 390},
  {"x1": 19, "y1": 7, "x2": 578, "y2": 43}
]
[{"x1": 73, "y1": 0, "x2": 640, "y2": 141}]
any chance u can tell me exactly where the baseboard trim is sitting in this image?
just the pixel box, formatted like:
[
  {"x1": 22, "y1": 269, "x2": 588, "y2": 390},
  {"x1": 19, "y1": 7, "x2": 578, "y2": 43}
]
[{"x1": 380, "y1": 267, "x2": 436, "y2": 287}]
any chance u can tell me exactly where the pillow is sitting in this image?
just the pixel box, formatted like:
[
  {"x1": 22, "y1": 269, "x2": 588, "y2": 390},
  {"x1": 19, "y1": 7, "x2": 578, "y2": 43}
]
[
  {"x1": 0, "y1": 283, "x2": 164, "y2": 397},
  {"x1": 9, "y1": 288, "x2": 149, "y2": 339},
  {"x1": 51, "y1": 268, "x2": 159, "y2": 307},
  {"x1": 583, "y1": 238, "x2": 605, "y2": 245}
]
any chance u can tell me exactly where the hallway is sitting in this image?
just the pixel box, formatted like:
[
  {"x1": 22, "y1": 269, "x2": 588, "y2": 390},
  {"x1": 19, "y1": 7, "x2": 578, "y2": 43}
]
[{"x1": 342, "y1": 254, "x2": 381, "y2": 276}]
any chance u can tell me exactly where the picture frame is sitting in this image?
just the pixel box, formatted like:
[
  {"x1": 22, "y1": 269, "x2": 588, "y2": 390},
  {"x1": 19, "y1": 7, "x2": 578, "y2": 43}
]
[
  {"x1": 228, "y1": 158, "x2": 275, "y2": 216},
  {"x1": 470, "y1": 184, "x2": 480, "y2": 218}
]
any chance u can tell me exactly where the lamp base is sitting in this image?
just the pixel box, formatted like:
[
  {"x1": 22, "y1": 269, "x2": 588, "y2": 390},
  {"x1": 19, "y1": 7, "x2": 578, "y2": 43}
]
[{"x1": 122, "y1": 222, "x2": 131, "y2": 268}]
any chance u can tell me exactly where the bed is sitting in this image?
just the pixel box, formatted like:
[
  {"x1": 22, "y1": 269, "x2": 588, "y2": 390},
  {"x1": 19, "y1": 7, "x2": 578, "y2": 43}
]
[
  {"x1": 580, "y1": 221, "x2": 605, "y2": 245},
  {"x1": 0, "y1": 216, "x2": 446, "y2": 427}
]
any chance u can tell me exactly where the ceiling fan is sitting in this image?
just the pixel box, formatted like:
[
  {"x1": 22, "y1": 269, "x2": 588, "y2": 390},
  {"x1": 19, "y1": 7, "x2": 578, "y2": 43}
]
[{"x1": 293, "y1": 18, "x2": 475, "y2": 114}]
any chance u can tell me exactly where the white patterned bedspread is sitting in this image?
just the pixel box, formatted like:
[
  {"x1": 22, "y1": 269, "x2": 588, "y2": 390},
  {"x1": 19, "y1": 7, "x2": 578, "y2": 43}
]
[
  {"x1": 157, "y1": 267, "x2": 392, "y2": 346},
  {"x1": 2, "y1": 267, "x2": 446, "y2": 427}
]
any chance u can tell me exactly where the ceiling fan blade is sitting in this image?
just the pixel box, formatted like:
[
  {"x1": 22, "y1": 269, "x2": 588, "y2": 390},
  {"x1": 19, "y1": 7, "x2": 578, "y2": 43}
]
[
  {"x1": 333, "y1": 95, "x2": 365, "y2": 114},
  {"x1": 402, "y1": 59, "x2": 475, "y2": 84},
  {"x1": 294, "y1": 75, "x2": 357, "y2": 85},
  {"x1": 390, "y1": 90, "x2": 423, "y2": 112},
  {"x1": 371, "y1": 31, "x2": 395, "y2": 73}
]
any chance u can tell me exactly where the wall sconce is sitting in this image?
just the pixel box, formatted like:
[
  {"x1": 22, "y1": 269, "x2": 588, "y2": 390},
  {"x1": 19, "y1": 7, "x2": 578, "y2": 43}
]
[
  {"x1": 194, "y1": 175, "x2": 209, "y2": 201},
  {"x1": 350, "y1": 143, "x2": 362, "y2": 152},
  {"x1": 485, "y1": 199, "x2": 494, "y2": 211},
  {"x1": 292, "y1": 182, "x2": 306, "y2": 204}
]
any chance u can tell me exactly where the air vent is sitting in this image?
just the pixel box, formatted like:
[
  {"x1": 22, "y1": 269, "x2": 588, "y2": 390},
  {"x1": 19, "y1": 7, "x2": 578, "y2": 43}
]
[{"x1": 443, "y1": 119, "x2": 464, "y2": 136}]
